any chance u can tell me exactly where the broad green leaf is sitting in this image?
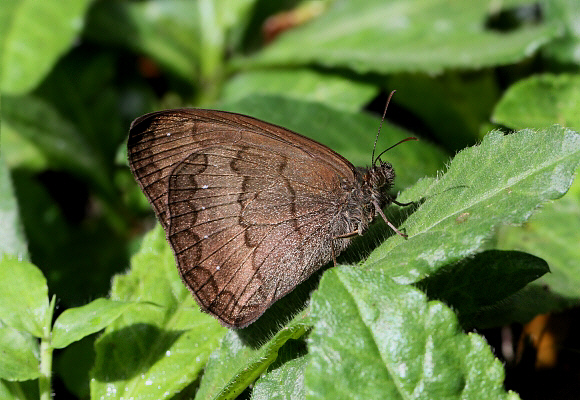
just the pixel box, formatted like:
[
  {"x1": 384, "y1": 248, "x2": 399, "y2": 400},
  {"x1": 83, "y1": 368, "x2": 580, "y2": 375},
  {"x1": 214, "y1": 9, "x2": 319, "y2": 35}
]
[
  {"x1": 8, "y1": 170, "x2": 128, "y2": 308},
  {"x1": 0, "y1": 379, "x2": 38, "y2": 400},
  {"x1": 492, "y1": 73, "x2": 580, "y2": 130},
  {"x1": 213, "y1": 0, "x2": 257, "y2": 32},
  {"x1": 197, "y1": 0, "x2": 256, "y2": 88},
  {"x1": 0, "y1": 380, "x2": 14, "y2": 400},
  {"x1": 3, "y1": 95, "x2": 112, "y2": 198},
  {"x1": 365, "y1": 127, "x2": 580, "y2": 284},
  {"x1": 251, "y1": 356, "x2": 307, "y2": 400},
  {"x1": 496, "y1": 185, "x2": 580, "y2": 304},
  {"x1": 87, "y1": 0, "x2": 208, "y2": 83},
  {"x1": 0, "y1": 327, "x2": 40, "y2": 381},
  {"x1": 34, "y1": 51, "x2": 126, "y2": 172},
  {"x1": 305, "y1": 267, "x2": 519, "y2": 400},
  {"x1": 84, "y1": 1, "x2": 199, "y2": 80},
  {"x1": 418, "y1": 250, "x2": 549, "y2": 328},
  {"x1": 52, "y1": 298, "x2": 136, "y2": 349},
  {"x1": 243, "y1": 0, "x2": 559, "y2": 74},
  {"x1": 0, "y1": 0, "x2": 93, "y2": 94},
  {"x1": 0, "y1": 155, "x2": 28, "y2": 260},
  {"x1": 85, "y1": 0, "x2": 255, "y2": 85},
  {"x1": 542, "y1": 0, "x2": 580, "y2": 66},
  {"x1": 0, "y1": 124, "x2": 48, "y2": 171},
  {"x1": 90, "y1": 225, "x2": 225, "y2": 400},
  {"x1": 0, "y1": 0, "x2": 16, "y2": 60},
  {"x1": 483, "y1": 73, "x2": 580, "y2": 320},
  {"x1": 454, "y1": 169, "x2": 580, "y2": 327},
  {"x1": 0, "y1": 258, "x2": 49, "y2": 338},
  {"x1": 109, "y1": 225, "x2": 188, "y2": 306},
  {"x1": 221, "y1": 69, "x2": 377, "y2": 112},
  {"x1": 220, "y1": 95, "x2": 448, "y2": 190},
  {"x1": 195, "y1": 319, "x2": 309, "y2": 400}
]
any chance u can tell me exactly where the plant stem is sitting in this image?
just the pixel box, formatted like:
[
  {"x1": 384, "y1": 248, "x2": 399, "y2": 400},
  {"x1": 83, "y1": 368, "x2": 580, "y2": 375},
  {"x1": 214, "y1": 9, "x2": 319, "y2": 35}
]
[
  {"x1": 39, "y1": 295, "x2": 56, "y2": 400},
  {"x1": 39, "y1": 337, "x2": 53, "y2": 400}
]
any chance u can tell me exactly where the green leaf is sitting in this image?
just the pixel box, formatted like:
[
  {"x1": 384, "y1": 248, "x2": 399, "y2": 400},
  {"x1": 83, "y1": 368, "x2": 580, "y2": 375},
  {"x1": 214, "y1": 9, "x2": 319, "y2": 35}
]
[
  {"x1": 0, "y1": 378, "x2": 38, "y2": 400},
  {"x1": 109, "y1": 225, "x2": 191, "y2": 306},
  {"x1": 0, "y1": 154, "x2": 29, "y2": 260},
  {"x1": 0, "y1": 327, "x2": 40, "y2": 381},
  {"x1": 8, "y1": 170, "x2": 128, "y2": 308},
  {"x1": 85, "y1": 0, "x2": 202, "y2": 82},
  {"x1": 493, "y1": 176, "x2": 580, "y2": 318},
  {"x1": 305, "y1": 267, "x2": 519, "y2": 400},
  {"x1": 0, "y1": 123, "x2": 48, "y2": 171},
  {"x1": 365, "y1": 126, "x2": 580, "y2": 283},
  {"x1": 90, "y1": 225, "x2": 225, "y2": 400},
  {"x1": 3, "y1": 95, "x2": 113, "y2": 198},
  {"x1": 52, "y1": 298, "x2": 136, "y2": 349},
  {"x1": 492, "y1": 73, "x2": 580, "y2": 130},
  {"x1": 195, "y1": 320, "x2": 309, "y2": 400},
  {"x1": 251, "y1": 356, "x2": 307, "y2": 400},
  {"x1": 455, "y1": 172, "x2": 580, "y2": 327},
  {"x1": 0, "y1": 257, "x2": 49, "y2": 338},
  {"x1": 243, "y1": 0, "x2": 560, "y2": 74},
  {"x1": 0, "y1": 0, "x2": 93, "y2": 94},
  {"x1": 220, "y1": 95, "x2": 449, "y2": 190},
  {"x1": 221, "y1": 69, "x2": 378, "y2": 112},
  {"x1": 542, "y1": 0, "x2": 580, "y2": 66},
  {"x1": 34, "y1": 51, "x2": 126, "y2": 171},
  {"x1": 85, "y1": 0, "x2": 256, "y2": 85},
  {"x1": 418, "y1": 250, "x2": 549, "y2": 328}
]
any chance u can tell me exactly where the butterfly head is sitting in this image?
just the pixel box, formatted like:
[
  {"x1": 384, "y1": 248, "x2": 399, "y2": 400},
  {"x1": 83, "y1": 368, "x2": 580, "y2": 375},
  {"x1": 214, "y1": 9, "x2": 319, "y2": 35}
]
[
  {"x1": 363, "y1": 160, "x2": 395, "y2": 206},
  {"x1": 368, "y1": 160, "x2": 394, "y2": 188},
  {"x1": 367, "y1": 136, "x2": 417, "y2": 206}
]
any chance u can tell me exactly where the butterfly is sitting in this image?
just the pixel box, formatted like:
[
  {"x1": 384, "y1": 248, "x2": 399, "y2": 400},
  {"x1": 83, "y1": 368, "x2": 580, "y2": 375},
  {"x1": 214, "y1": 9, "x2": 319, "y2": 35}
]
[{"x1": 128, "y1": 93, "x2": 413, "y2": 327}]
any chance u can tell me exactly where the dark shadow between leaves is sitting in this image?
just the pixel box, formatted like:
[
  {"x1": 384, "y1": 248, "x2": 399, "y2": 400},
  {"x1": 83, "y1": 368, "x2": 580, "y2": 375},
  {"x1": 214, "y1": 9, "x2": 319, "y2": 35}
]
[
  {"x1": 462, "y1": 283, "x2": 580, "y2": 330},
  {"x1": 484, "y1": 3, "x2": 542, "y2": 32},
  {"x1": 92, "y1": 324, "x2": 183, "y2": 382},
  {"x1": 413, "y1": 250, "x2": 579, "y2": 330},
  {"x1": 168, "y1": 369, "x2": 203, "y2": 400}
]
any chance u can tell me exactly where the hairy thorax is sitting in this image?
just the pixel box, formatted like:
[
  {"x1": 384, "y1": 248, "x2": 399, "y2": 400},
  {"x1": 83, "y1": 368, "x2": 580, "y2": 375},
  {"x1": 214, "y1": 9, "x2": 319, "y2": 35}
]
[{"x1": 337, "y1": 161, "x2": 395, "y2": 239}]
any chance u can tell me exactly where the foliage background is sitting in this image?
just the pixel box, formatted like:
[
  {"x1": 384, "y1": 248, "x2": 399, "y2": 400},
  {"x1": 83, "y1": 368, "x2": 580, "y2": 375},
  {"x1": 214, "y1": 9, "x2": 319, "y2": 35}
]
[{"x1": 1, "y1": 0, "x2": 580, "y2": 399}]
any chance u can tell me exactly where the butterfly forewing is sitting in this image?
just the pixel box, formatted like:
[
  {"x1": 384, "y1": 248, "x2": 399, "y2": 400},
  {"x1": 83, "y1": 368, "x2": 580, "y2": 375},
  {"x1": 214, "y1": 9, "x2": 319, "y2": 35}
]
[{"x1": 128, "y1": 109, "x2": 358, "y2": 327}]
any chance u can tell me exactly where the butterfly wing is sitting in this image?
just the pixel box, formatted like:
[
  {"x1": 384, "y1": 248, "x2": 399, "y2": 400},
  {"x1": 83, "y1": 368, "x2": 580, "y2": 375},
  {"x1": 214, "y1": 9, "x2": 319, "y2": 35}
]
[{"x1": 128, "y1": 109, "x2": 356, "y2": 327}]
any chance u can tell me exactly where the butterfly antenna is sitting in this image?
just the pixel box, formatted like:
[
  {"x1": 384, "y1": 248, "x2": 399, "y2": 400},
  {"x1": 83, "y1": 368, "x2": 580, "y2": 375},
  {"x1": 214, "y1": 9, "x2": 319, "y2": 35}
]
[
  {"x1": 374, "y1": 136, "x2": 418, "y2": 163},
  {"x1": 372, "y1": 90, "x2": 396, "y2": 165}
]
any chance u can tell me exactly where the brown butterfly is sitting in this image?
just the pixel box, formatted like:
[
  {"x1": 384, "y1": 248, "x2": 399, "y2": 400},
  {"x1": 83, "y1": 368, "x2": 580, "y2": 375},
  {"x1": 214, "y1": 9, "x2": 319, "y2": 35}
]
[{"x1": 128, "y1": 93, "x2": 414, "y2": 328}]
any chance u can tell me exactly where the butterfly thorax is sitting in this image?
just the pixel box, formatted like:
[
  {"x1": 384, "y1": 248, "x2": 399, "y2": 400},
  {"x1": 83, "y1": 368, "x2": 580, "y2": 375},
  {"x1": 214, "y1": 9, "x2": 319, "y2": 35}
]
[{"x1": 339, "y1": 161, "x2": 395, "y2": 237}]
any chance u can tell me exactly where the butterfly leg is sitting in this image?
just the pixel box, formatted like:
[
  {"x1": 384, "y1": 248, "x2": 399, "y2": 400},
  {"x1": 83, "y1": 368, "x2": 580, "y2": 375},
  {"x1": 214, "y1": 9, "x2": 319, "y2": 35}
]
[
  {"x1": 374, "y1": 201, "x2": 408, "y2": 238},
  {"x1": 331, "y1": 230, "x2": 361, "y2": 266},
  {"x1": 331, "y1": 244, "x2": 337, "y2": 267},
  {"x1": 392, "y1": 199, "x2": 414, "y2": 207},
  {"x1": 334, "y1": 230, "x2": 361, "y2": 239}
]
